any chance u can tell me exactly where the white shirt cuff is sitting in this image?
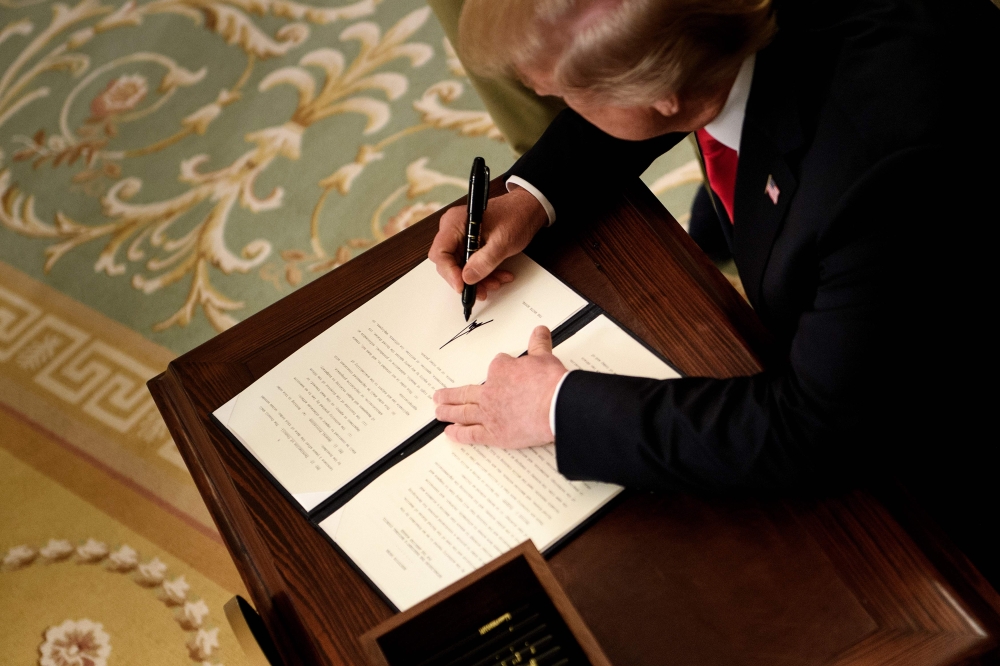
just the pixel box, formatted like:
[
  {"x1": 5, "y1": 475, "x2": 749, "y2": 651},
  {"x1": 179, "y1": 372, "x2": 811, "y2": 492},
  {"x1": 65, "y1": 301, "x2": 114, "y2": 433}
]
[
  {"x1": 548, "y1": 370, "x2": 573, "y2": 439},
  {"x1": 506, "y1": 175, "x2": 556, "y2": 225}
]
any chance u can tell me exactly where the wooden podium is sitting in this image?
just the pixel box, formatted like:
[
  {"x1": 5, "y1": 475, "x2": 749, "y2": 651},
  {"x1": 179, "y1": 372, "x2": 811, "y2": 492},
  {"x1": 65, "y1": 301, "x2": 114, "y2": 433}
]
[{"x1": 148, "y1": 180, "x2": 1000, "y2": 665}]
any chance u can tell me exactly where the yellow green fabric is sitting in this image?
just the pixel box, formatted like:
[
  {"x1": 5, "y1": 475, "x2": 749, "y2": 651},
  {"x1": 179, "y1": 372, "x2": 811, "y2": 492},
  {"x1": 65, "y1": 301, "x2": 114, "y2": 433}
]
[{"x1": 426, "y1": 0, "x2": 567, "y2": 155}]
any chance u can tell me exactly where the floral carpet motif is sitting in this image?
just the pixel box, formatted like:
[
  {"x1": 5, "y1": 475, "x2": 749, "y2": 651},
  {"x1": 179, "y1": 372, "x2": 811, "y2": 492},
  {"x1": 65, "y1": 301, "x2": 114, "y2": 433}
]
[
  {"x1": 0, "y1": 0, "x2": 522, "y2": 349},
  {"x1": 0, "y1": 0, "x2": 701, "y2": 663}
]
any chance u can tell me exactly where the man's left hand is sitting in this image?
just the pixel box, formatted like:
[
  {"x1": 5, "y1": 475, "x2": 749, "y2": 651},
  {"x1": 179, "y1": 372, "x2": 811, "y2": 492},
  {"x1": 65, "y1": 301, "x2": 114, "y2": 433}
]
[{"x1": 434, "y1": 326, "x2": 567, "y2": 448}]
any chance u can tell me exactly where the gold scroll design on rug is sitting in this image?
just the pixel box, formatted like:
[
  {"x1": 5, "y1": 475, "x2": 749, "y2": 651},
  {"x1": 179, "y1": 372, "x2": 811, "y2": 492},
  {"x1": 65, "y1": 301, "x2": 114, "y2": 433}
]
[
  {"x1": 263, "y1": 151, "x2": 473, "y2": 291},
  {"x1": 0, "y1": 0, "x2": 386, "y2": 333},
  {"x1": 261, "y1": 33, "x2": 501, "y2": 287},
  {"x1": 0, "y1": 283, "x2": 175, "y2": 462},
  {"x1": 0, "y1": 2, "x2": 500, "y2": 334}
]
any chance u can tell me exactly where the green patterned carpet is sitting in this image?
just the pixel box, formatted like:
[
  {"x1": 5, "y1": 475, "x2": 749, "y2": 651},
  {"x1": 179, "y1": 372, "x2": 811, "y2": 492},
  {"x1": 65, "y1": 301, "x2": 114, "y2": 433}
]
[
  {"x1": 0, "y1": 1, "x2": 700, "y2": 663},
  {"x1": 0, "y1": 0, "x2": 701, "y2": 353}
]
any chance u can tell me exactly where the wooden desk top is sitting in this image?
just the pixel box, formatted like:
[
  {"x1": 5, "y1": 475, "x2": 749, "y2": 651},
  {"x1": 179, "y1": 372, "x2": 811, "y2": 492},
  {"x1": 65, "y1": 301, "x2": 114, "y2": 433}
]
[{"x1": 149, "y1": 180, "x2": 1000, "y2": 666}]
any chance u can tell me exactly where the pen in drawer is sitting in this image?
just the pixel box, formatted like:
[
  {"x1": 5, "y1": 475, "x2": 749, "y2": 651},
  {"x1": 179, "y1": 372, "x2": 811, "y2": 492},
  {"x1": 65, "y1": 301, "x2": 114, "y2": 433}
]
[
  {"x1": 456, "y1": 619, "x2": 548, "y2": 666},
  {"x1": 414, "y1": 605, "x2": 536, "y2": 666},
  {"x1": 470, "y1": 628, "x2": 552, "y2": 666}
]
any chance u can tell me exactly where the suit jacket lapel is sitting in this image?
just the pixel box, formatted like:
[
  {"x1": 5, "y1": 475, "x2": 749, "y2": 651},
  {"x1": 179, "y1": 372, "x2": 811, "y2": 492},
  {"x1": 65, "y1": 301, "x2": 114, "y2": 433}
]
[{"x1": 732, "y1": 44, "x2": 802, "y2": 310}]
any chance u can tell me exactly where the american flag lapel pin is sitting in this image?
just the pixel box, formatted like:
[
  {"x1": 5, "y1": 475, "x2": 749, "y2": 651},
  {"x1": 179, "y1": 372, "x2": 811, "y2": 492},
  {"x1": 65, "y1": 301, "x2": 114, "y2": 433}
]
[{"x1": 765, "y1": 174, "x2": 780, "y2": 204}]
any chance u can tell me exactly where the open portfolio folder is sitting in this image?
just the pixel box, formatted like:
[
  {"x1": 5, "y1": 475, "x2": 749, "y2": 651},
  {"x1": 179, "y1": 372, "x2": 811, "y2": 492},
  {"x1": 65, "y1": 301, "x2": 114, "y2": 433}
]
[{"x1": 212, "y1": 254, "x2": 680, "y2": 610}]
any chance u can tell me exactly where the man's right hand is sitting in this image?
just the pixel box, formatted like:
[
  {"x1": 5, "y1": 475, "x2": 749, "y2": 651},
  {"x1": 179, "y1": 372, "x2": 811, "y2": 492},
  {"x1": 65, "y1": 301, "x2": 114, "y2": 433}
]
[{"x1": 428, "y1": 185, "x2": 549, "y2": 300}]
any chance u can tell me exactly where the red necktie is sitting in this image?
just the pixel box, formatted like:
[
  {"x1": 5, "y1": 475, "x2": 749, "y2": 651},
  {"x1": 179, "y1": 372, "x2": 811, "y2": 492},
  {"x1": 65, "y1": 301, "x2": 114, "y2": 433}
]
[{"x1": 696, "y1": 128, "x2": 738, "y2": 224}]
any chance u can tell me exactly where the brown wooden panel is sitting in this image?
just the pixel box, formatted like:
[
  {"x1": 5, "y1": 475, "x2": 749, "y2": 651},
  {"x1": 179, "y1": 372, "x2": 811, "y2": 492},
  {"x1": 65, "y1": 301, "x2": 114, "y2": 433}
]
[
  {"x1": 161, "y1": 359, "x2": 392, "y2": 666},
  {"x1": 361, "y1": 542, "x2": 613, "y2": 666},
  {"x1": 149, "y1": 370, "x2": 328, "y2": 665},
  {"x1": 622, "y1": 181, "x2": 775, "y2": 367},
  {"x1": 798, "y1": 493, "x2": 991, "y2": 665},
  {"x1": 149, "y1": 179, "x2": 1000, "y2": 666},
  {"x1": 548, "y1": 490, "x2": 994, "y2": 666},
  {"x1": 548, "y1": 494, "x2": 877, "y2": 666}
]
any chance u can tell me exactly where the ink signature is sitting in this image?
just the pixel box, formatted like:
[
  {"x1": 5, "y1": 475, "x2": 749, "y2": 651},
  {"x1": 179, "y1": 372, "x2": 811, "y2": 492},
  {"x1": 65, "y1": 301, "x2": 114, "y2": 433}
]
[{"x1": 440, "y1": 319, "x2": 494, "y2": 350}]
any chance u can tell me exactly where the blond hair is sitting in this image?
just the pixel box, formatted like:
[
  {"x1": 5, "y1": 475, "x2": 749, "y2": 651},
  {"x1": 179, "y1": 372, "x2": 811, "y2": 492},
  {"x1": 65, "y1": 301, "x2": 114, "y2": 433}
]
[{"x1": 458, "y1": 0, "x2": 775, "y2": 105}]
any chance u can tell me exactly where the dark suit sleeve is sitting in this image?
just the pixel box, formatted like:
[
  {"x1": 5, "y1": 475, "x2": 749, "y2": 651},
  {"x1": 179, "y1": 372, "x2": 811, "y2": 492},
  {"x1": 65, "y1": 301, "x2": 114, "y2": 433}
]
[
  {"x1": 553, "y1": 148, "x2": 943, "y2": 493},
  {"x1": 508, "y1": 109, "x2": 686, "y2": 220}
]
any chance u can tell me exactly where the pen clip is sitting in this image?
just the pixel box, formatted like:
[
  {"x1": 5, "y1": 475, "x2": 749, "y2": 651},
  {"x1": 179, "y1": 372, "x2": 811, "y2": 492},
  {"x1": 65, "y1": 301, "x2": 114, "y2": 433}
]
[{"x1": 482, "y1": 165, "x2": 490, "y2": 213}]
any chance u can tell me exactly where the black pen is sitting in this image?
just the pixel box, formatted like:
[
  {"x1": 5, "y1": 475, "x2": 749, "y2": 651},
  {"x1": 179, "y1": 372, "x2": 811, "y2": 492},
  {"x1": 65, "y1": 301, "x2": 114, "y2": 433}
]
[{"x1": 462, "y1": 156, "x2": 489, "y2": 321}]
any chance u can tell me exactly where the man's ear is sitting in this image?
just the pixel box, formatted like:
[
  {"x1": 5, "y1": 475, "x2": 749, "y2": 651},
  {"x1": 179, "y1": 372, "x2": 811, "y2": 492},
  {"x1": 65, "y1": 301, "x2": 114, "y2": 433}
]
[{"x1": 652, "y1": 95, "x2": 680, "y2": 117}]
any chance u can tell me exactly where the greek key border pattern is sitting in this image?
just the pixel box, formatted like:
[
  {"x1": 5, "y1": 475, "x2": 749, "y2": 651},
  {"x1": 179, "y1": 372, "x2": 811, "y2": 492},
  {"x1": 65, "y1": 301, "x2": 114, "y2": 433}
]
[{"x1": 0, "y1": 284, "x2": 182, "y2": 467}]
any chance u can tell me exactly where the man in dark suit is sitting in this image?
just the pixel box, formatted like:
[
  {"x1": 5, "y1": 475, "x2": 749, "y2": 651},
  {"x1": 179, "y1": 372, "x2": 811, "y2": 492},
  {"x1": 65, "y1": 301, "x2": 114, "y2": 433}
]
[{"x1": 430, "y1": 0, "x2": 999, "y2": 582}]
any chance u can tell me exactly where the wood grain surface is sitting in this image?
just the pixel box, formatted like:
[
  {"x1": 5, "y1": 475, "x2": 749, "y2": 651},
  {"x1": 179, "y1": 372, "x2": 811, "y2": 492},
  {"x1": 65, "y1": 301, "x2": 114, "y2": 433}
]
[
  {"x1": 149, "y1": 178, "x2": 1000, "y2": 666},
  {"x1": 360, "y1": 542, "x2": 613, "y2": 666}
]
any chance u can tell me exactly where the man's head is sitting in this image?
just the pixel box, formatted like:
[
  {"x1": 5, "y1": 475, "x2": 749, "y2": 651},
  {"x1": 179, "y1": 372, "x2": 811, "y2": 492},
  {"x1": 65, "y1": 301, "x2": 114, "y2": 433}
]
[{"x1": 458, "y1": 0, "x2": 775, "y2": 140}]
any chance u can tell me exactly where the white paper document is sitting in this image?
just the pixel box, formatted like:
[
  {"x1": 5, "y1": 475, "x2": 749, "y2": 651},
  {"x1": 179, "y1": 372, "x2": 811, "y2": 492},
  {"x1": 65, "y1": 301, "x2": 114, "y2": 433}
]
[
  {"x1": 214, "y1": 255, "x2": 587, "y2": 511},
  {"x1": 323, "y1": 314, "x2": 680, "y2": 610}
]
